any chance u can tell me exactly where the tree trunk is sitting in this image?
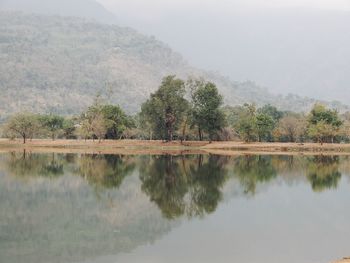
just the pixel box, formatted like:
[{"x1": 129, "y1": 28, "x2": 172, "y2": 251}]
[
  {"x1": 23, "y1": 134, "x2": 26, "y2": 144},
  {"x1": 198, "y1": 127, "x2": 202, "y2": 141},
  {"x1": 182, "y1": 121, "x2": 187, "y2": 143},
  {"x1": 168, "y1": 128, "x2": 173, "y2": 142}
]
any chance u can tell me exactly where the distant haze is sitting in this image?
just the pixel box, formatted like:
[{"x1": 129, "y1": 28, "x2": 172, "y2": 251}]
[
  {"x1": 96, "y1": 0, "x2": 350, "y2": 103},
  {"x1": 0, "y1": 0, "x2": 118, "y2": 24},
  {"x1": 1, "y1": 0, "x2": 350, "y2": 103}
]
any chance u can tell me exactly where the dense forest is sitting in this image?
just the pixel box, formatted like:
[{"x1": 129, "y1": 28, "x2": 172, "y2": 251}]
[
  {"x1": 2, "y1": 75, "x2": 350, "y2": 144},
  {"x1": 0, "y1": 12, "x2": 348, "y2": 120}
]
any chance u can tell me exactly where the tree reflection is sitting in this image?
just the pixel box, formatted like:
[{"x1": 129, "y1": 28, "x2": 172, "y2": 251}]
[
  {"x1": 306, "y1": 155, "x2": 341, "y2": 192},
  {"x1": 233, "y1": 155, "x2": 277, "y2": 194},
  {"x1": 139, "y1": 155, "x2": 229, "y2": 219},
  {"x1": 5, "y1": 151, "x2": 64, "y2": 178},
  {"x1": 3, "y1": 152, "x2": 136, "y2": 190},
  {"x1": 75, "y1": 154, "x2": 136, "y2": 189}
]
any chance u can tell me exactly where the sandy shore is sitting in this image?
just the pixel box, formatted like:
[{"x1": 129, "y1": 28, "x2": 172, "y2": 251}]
[
  {"x1": 1, "y1": 139, "x2": 350, "y2": 155},
  {"x1": 332, "y1": 258, "x2": 350, "y2": 263}
]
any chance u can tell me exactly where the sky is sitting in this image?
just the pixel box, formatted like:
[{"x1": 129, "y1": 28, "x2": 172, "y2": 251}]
[
  {"x1": 94, "y1": 0, "x2": 350, "y2": 102},
  {"x1": 96, "y1": 0, "x2": 350, "y2": 18}
]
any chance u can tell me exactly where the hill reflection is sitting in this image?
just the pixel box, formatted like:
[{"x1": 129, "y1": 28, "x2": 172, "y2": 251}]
[{"x1": 0, "y1": 152, "x2": 348, "y2": 263}]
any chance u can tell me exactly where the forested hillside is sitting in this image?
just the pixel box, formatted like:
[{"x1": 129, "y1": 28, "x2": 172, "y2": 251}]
[
  {"x1": 0, "y1": 12, "x2": 347, "y2": 118},
  {"x1": 0, "y1": 0, "x2": 118, "y2": 24}
]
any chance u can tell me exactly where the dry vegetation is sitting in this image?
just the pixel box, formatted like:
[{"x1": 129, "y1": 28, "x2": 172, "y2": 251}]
[{"x1": 2, "y1": 139, "x2": 350, "y2": 155}]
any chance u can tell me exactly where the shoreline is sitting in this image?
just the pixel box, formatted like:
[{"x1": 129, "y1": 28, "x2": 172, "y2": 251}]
[{"x1": 1, "y1": 139, "x2": 350, "y2": 155}]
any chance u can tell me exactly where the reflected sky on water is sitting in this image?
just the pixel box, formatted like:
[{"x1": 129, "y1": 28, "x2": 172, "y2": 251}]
[{"x1": 0, "y1": 152, "x2": 349, "y2": 263}]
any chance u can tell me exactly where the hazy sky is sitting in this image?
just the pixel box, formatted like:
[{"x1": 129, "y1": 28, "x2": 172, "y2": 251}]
[{"x1": 97, "y1": 0, "x2": 350, "y2": 18}]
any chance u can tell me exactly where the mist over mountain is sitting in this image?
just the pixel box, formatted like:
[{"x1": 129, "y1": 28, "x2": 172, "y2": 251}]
[
  {"x1": 109, "y1": 6, "x2": 350, "y2": 103},
  {"x1": 0, "y1": 0, "x2": 349, "y2": 117},
  {"x1": 0, "y1": 11, "x2": 347, "y2": 118},
  {"x1": 0, "y1": 0, "x2": 118, "y2": 24}
]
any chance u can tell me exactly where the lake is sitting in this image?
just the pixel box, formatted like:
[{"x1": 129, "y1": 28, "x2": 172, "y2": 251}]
[{"x1": 0, "y1": 152, "x2": 349, "y2": 263}]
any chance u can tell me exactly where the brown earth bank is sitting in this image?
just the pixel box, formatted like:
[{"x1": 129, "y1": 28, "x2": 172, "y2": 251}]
[
  {"x1": 2, "y1": 139, "x2": 350, "y2": 155},
  {"x1": 332, "y1": 258, "x2": 350, "y2": 263}
]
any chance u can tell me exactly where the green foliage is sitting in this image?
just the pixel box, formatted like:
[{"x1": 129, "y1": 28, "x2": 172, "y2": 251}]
[
  {"x1": 100, "y1": 105, "x2": 134, "y2": 139},
  {"x1": 307, "y1": 104, "x2": 343, "y2": 143},
  {"x1": 190, "y1": 80, "x2": 226, "y2": 141},
  {"x1": 62, "y1": 118, "x2": 77, "y2": 139},
  {"x1": 141, "y1": 76, "x2": 189, "y2": 141},
  {"x1": 235, "y1": 104, "x2": 258, "y2": 142},
  {"x1": 256, "y1": 113, "x2": 275, "y2": 142},
  {"x1": 3, "y1": 113, "x2": 40, "y2": 143},
  {"x1": 257, "y1": 104, "x2": 284, "y2": 122},
  {"x1": 39, "y1": 114, "x2": 65, "y2": 140}
]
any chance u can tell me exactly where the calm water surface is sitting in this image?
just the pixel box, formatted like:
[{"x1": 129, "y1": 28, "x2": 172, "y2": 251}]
[{"x1": 0, "y1": 152, "x2": 349, "y2": 263}]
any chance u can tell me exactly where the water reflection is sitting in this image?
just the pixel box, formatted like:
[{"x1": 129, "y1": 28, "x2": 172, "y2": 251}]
[
  {"x1": 0, "y1": 152, "x2": 349, "y2": 263},
  {"x1": 306, "y1": 156, "x2": 342, "y2": 192},
  {"x1": 233, "y1": 155, "x2": 277, "y2": 194},
  {"x1": 2, "y1": 152, "x2": 347, "y2": 200},
  {"x1": 5, "y1": 151, "x2": 65, "y2": 178},
  {"x1": 75, "y1": 154, "x2": 136, "y2": 189},
  {"x1": 139, "y1": 155, "x2": 228, "y2": 219}
]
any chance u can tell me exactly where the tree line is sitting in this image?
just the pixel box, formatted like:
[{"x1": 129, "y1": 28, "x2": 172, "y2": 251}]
[{"x1": 1, "y1": 75, "x2": 350, "y2": 144}]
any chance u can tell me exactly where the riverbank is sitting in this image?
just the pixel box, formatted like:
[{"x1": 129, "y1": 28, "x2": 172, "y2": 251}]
[
  {"x1": 1, "y1": 139, "x2": 350, "y2": 155},
  {"x1": 333, "y1": 258, "x2": 350, "y2": 263}
]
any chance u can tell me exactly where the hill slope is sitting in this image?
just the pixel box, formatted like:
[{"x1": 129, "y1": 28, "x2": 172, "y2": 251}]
[
  {"x1": 0, "y1": 12, "x2": 347, "y2": 117},
  {"x1": 0, "y1": 0, "x2": 118, "y2": 24},
  {"x1": 116, "y1": 7, "x2": 350, "y2": 103}
]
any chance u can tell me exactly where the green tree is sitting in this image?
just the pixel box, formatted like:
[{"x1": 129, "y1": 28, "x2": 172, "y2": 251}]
[
  {"x1": 235, "y1": 104, "x2": 257, "y2": 142},
  {"x1": 4, "y1": 113, "x2": 40, "y2": 143},
  {"x1": 100, "y1": 105, "x2": 133, "y2": 139},
  {"x1": 79, "y1": 101, "x2": 110, "y2": 142},
  {"x1": 141, "y1": 76, "x2": 189, "y2": 141},
  {"x1": 62, "y1": 118, "x2": 77, "y2": 139},
  {"x1": 39, "y1": 114, "x2": 65, "y2": 140},
  {"x1": 256, "y1": 113, "x2": 275, "y2": 142},
  {"x1": 257, "y1": 104, "x2": 283, "y2": 122},
  {"x1": 307, "y1": 104, "x2": 343, "y2": 143},
  {"x1": 190, "y1": 80, "x2": 226, "y2": 141}
]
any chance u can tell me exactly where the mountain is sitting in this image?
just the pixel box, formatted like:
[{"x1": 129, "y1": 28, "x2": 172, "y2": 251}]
[
  {"x1": 114, "y1": 7, "x2": 350, "y2": 103},
  {"x1": 0, "y1": 12, "x2": 347, "y2": 118},
  {"x1": 0, "y1": 0, "x2": 118, "y2": 24}
]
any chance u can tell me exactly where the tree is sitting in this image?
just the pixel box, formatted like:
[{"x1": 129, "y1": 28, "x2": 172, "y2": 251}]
[
  {"x1": 79, "y1": 100, "x2": 110, "y2": 142},
  {"x1": 235, "y1": 104, "x2": 257, "y2": 142},
  {"x1": 100, "y1": 105, "x2": 133, "y2": 139},
  {"x1": 141, "y1": 76, "x2": 189, "y2": 141},
  {"x1": 39, "y1": 114, "x2": 65, "y2": 140},
  {"x1": 91, "y1": 113, "x2": 108, "y2": 142},
  {"x1": 4, "y1": 113, "x2": 40, "y2": 143},
  {"x1": 256, "y1": 113, "x2": 275, "y2": 142},
  {"x1": 307, "y1": 104, "x2": 343, "y2": 143},
  {"x1": 274, "y1": 114, "x2": 306, "y2": 142},
  {"x1": 62, "y1": 118, "x2": 77, "y2": 139},
  {"x1": 257, "y1": 104, "x2": 283, "y2": 122},
  {"x1": 190, "y1": 80, "x2": 226, "y2": 141},
  {"x1": 77, "y1": 119, "x2": 94, "y2": 141}
]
